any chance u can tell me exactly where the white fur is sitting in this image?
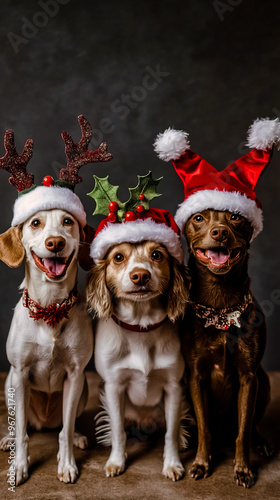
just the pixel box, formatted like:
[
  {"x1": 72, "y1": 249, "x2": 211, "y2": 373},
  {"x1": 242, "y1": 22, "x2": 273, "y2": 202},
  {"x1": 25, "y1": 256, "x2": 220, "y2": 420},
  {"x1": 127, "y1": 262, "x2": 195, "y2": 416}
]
[
  {"x1": 12, "y1": 186, "x2": 86, "y2": 227},
  {"x1": 246, "y1": 117, "x2": 280, "y2": 150},
  {"x1": 91, "y1": 218, "x2": 184, "y2": 264},
  {"x1": 91, "y1": 243, "x2": 188, "y2": 481},
  {"x1": 153, "y1": 127, "x2": 190, "y2": 161},
  {"x1": 0, "y1": 209, "x2": 93, "y2": 486},
  {"x1": 175, "y1": 189, "x2": 263, "y2": 240},
  {"x1": 95, "y1": 318, "x2": 186, "y2": 481}
]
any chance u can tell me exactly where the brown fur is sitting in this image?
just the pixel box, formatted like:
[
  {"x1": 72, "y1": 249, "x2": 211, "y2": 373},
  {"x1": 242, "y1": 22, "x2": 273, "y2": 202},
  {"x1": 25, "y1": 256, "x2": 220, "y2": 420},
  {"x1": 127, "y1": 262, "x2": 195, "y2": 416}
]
[
  {"x1": 78, "y1": 224, "x2": 96, "y2": 271},
  {"x1": 86, "y1": 258, "x2": 113, "y2": 318},
  {"x1": 0, "y1": 226, "x2": 25, "y2": 267},
  {"x1": 181, "y1": 209, "x2": 272, "y2": 488}
]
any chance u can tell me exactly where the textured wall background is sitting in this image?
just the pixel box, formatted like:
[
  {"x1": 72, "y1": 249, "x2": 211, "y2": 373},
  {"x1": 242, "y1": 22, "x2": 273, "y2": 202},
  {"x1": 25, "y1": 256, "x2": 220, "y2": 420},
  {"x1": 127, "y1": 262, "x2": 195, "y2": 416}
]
[{"x1": 0, "y1": 0, "x2": 280, "y2": 370}]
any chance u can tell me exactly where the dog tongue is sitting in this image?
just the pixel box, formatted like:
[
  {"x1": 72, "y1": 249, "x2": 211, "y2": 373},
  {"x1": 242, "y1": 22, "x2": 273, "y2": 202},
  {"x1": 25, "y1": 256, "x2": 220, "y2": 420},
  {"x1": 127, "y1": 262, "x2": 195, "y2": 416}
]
[
  {"x1": 207, "y1": 249, "x2": 229, "y2": 265},
  {"x1": 43, "y1": 258, "x2": 66, "y2": 276}
]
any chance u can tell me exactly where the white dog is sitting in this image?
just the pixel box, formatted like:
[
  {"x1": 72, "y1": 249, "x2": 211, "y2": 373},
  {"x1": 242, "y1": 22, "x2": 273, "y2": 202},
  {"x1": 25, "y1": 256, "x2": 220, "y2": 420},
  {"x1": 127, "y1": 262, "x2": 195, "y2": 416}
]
[
  {"x1": 0, "y1": 208, "x2": 93, "y2": 485},
  {"x1": 87, "y1": 238, "x2": 190, "y2": 481}
]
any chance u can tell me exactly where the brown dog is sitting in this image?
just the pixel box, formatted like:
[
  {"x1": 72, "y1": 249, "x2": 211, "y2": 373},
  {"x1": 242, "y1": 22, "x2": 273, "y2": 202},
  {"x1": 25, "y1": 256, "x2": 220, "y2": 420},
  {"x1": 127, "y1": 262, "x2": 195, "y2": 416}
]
[
  {"x1": 153, "y1": 120, "x2": 280, "y2": 488},
  {"x1": 181, "y1": 209, "x2": 272, "y2": 487}
]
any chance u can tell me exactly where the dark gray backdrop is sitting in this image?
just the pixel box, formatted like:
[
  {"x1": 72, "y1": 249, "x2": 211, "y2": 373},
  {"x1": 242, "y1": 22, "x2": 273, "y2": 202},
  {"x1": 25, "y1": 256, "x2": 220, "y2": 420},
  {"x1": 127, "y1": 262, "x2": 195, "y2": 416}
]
[{"x1": 0, "y1": 0, "x2": 280, "y2": 371}]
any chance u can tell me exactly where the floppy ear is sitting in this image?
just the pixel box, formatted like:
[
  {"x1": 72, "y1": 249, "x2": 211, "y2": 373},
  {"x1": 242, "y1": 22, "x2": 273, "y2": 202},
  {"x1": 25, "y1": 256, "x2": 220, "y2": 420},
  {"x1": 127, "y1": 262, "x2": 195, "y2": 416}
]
[
  {"x1": 86, "y1": 259, "x2": 113, "y2": 320},
  {"x1": 79, "y1": 224, "x2": 96, "y2": 271},
  {"x1": 0, "y1": 226, "x2": 25, "y2": 268},
  {"x1": 166, "y1": 260, "x2": 190, "y2": 322}
]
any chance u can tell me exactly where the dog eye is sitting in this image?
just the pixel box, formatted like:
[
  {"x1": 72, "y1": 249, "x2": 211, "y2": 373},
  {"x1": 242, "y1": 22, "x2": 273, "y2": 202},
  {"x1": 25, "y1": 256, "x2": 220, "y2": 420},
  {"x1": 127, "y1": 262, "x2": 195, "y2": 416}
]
[
  {"x1": 230, "y1": 214, "x2": 241, "y2": 221},
  {"x1": 114, "y1": 253, "x2": 124, "y2": 263},
  {"x1": 31, "y1": 219, "x2": 41, "y2": 228},
  {"x1": 63, "y1": 218, "x2": 74, "y2": 226},
  {"x1": 151, "y1": 250, "x2": 163, "y2": 261},
  {"x1": 193, "y1": 215, "x2": 204, "y2": 222}
]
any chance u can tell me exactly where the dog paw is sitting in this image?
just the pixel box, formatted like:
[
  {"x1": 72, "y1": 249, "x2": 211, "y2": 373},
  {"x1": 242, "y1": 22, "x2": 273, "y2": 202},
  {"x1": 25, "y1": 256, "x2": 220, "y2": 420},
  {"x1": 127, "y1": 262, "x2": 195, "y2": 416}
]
[
  {"x1": 190, "y1": 460, "x2": 210, "y2": 480},
  {"x1": 74, "y1": 431, "x2": 88, "y2": 450},
  {"x1": 57, "y1": 461, "x2": 79, "y2": 483},
  {"x1": 15, "y1": 463, "x2": 29, "y2": 486},
  {"x1": 254, "y1": 442, "x2": 275, "y2": 458},
  {"x1": 162, "y1": 462, "x2": 185, "y2": 481},
  {"x1": 0, "y1": 435, "x2": 13, "y2": 451},
  {"x1": 234, "y1": 465, "x2": 255, "y2": 488},
  {"x1": 252, "y1": 435, "x2": 275, "y2": 458},
  {"x1": 105, "y1": 459, "x2": 126, "y2": 477}
]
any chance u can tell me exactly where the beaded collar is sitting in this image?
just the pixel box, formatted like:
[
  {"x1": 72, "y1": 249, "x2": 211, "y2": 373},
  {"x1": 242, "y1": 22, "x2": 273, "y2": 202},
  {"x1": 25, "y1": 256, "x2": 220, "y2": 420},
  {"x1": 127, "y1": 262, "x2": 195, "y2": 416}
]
[{"x1": 191, "y1": 291, "x2": 253, "y2": 331}]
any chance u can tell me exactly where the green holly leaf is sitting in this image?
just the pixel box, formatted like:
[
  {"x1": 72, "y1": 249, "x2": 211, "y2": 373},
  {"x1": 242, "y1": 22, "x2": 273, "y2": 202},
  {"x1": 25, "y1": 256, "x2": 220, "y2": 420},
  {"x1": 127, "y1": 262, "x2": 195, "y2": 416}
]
[
  {"x1": 124, "y1": 171, "x2": 162, "y2": 213},
  {"x1": 87, "y1": 175, "x2": 124, "y2": 216}
]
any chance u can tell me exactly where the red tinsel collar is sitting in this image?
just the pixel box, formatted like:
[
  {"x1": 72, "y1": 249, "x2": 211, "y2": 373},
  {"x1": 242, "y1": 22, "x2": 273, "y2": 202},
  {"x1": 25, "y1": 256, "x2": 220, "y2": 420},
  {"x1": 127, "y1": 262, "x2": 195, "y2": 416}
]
[
  {"x1": 111, "y1": 314, "x2": 167, "y2": 332},
  {"x1": 22, "y1": 286, "x2": 78, "y2": 327}
]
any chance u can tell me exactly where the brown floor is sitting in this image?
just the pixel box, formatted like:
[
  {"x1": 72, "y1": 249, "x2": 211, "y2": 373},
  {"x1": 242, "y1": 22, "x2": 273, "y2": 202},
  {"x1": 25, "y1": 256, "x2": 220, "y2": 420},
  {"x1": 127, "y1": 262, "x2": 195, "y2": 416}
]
[{"x1": 0, "y1": 371, "x2": 279, "y2": 500}]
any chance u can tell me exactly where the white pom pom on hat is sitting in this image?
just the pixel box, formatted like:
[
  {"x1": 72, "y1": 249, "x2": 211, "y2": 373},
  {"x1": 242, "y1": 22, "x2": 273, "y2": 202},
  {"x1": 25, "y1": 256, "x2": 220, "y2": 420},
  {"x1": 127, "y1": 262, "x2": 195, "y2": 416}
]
[
  {"x1": 246, "y1": 117, "x2": 280, "y2": 150},
  {"x1": 153, "y1": 127, "x2": 190, "y2": 162}
]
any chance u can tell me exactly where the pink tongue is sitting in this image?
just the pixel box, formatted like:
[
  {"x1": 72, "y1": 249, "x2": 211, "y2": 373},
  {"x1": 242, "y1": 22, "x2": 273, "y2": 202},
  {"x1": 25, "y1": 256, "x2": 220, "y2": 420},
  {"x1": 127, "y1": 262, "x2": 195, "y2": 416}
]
[
  {"x1": 207, "y1": 249, "x2": 229, "y2": 265},
  {"x1": 43, "y1": 258, "x2": 66, "y2": 276}
]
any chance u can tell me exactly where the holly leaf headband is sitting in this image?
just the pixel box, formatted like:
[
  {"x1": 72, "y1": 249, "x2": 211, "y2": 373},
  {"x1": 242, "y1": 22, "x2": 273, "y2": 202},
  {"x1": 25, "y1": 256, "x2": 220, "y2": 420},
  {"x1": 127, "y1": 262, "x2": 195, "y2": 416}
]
[{"x1": 88, "y1": 171, "x2": 162, "y2": 222}]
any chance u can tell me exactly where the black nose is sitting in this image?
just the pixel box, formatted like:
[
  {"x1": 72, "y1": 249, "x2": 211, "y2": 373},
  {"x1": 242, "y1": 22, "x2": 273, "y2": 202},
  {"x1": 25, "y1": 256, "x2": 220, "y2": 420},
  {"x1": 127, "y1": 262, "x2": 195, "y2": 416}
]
[
  {"x1": 210, "y1": 226, "x2": 229, "y2": 242},
  {"x1": 45, "y1": 236, "x2": 66, "y2": 252},
  {"x1": 130, "y1": 267, "x2": 151, "y2": 286}
]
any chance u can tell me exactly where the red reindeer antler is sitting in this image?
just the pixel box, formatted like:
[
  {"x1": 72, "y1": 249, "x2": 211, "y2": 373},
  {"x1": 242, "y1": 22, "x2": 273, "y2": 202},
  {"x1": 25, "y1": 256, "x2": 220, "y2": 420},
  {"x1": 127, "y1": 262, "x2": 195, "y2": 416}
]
[
  {"x1": 0, "y1": 129, "x2": 34, "y2": 191},
  {"x1": 60, "y1": 115, "x2": 113, "y2": 185}
]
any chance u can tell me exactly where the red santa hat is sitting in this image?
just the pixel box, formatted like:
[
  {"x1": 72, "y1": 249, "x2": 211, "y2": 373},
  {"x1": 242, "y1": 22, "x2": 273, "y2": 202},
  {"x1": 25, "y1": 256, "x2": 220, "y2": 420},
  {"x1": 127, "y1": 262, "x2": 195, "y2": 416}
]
[
  {"x1": 88, "y1": 172, "x2": 184, "y2": 264},
  {"x1": 0, "y1": 116, "x2": 112, "y2": 228},
  {"x1": 90, "y1": 208, "x2": 184, "y2": 264},
  {"x1": 153, "y1": 118, "x2": 280, "y2": 240}
]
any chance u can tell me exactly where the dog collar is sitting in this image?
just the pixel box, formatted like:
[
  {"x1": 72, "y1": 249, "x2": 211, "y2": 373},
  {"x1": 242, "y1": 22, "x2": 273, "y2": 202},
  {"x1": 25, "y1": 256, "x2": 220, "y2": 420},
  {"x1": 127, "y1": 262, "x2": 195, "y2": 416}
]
[
  {"x1": 191, "y1": 291, "x2": 253, "y2": 331},
  {"x1": 111, "y1": 314, "x2": 167, "y2": 332},
  {"x1": 23, "y1": 286, "x2": 78, "y2": 327}
]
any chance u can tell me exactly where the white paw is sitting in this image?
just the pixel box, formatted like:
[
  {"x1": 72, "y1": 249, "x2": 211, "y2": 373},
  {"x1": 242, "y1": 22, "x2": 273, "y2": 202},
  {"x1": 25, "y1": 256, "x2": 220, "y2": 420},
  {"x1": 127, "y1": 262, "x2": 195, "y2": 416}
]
[
  {"x1": 15, "y1": 461, "x2": 29, "y2": 486},
  {"x1": 74, "y1": 431, "x2": 88, "y2": 450},
  {"x1": 105, "y1": 457, "x2": 126, "y2": 477},
  {"x1": 0, "y1": 435, "x2": 13, "y2": 451},
  {"x1": 162, "y1": 461, "x2": 185, "y2": 481},
  {"x1": 57, "y1": 460, "x2": 79, "y2": 483}
]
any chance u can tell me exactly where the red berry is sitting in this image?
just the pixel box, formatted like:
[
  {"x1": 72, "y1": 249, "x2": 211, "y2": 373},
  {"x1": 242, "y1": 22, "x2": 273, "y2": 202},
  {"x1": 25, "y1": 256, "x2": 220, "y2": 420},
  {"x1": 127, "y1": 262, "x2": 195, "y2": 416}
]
[
  {"x1": 139, "y1": 194, "x2": 145, "y2": 200},
  {"x1": 108, "y1": 201, "x2": 118, "y2": 212},
  {"x1": 108, "y1": 212, "x2": 117, "y2": 222},
  {"x1": 125, "y1": 211, "x2": 137, "y2": 221},
  {"x1": 43, "y1": 175, "x2": 54, "y2": 187},
  {"x1": 136, "y1": 205, "x2": 144, "y2": 213}
]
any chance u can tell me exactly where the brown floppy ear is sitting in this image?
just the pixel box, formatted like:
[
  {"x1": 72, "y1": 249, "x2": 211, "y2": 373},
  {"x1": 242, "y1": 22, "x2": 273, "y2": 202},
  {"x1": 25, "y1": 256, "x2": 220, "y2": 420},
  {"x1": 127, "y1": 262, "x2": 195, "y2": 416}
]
[
  {"x1": 86, "y1": 260, "x2": 113, "y2": 320},
  {"x1": 166, "y1": 260, "x2": 190, "y2": 322},
  {"x1": 79, "y1": 224, "x2": 96, "y2": 271},
  {"x1": 0, "y1": 226, "x2": 25, "y2": 268}
]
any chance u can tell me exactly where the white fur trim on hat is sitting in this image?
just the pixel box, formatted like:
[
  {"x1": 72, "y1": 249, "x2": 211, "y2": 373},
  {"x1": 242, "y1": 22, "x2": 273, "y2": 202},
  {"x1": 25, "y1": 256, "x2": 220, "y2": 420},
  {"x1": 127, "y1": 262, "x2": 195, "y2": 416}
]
[
  {"x1": 153, "y1": 128, "x2": 190, "y2": 162},
  {"x1": 246, "y1": 117, "x2": 280, "y2": 150},
  {"x1": 175, "y1": 189, "x2": 263, "y2": 240},
  {"x1": 11, "y1": 185, "x2": 86, "y2": 227},
  {"x1": 90, "y1": 218, "x2": 184, "y2": 263}
]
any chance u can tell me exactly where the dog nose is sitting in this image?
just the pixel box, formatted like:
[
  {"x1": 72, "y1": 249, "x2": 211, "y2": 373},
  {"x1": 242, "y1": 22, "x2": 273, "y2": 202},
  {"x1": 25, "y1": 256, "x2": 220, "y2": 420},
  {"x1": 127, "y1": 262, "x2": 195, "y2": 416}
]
[
  {"x1": 210, "y1": 226, "x2": 229, "y2": 242},
  {"x1": 45, "y1": 236, "x2": 66, "y2": 253},
  {"x1": 130, "y1": 267, "x2": 151, "y2": 286}
]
